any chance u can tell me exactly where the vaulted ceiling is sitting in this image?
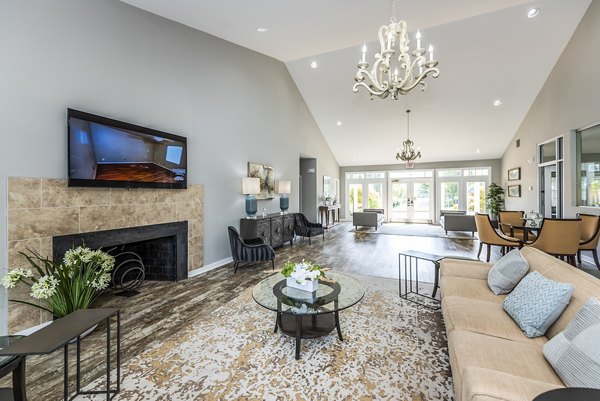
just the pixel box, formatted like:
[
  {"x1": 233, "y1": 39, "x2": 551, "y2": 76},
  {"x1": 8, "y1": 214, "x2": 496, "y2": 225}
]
[{"x1": 121, "y1": 0, "x2": 591, "y2": 166}]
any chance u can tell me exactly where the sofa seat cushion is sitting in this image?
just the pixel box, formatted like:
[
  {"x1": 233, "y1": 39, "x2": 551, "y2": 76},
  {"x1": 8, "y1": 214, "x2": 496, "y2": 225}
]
[
  {"x1": 442, "y1": 296, "x2": 546, "y2": 345},
  {"x1": 440, "y1": 258, "x2": 492, "y2": 281},
  {"x1": 460, "y1": 366, "x2": 563, "y2": 401},
  {"x1": 441, "y1": 276, "x2": 506, "y2": 304},
  {"x1": 448, "y1": 330, "x2": 563, "y2": 399}
]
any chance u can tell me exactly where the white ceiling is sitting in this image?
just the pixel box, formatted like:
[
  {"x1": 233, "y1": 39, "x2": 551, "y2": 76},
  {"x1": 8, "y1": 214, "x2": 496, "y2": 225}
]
[{"x1": 121, "y1": 0, "x2": 591, "y2": 166}]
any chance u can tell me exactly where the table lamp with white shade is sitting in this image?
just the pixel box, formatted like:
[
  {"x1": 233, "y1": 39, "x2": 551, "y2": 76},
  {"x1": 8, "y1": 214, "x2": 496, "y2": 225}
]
[
  {"x1": 276, "y1": 180, "x2": 291, "y2": 214},
  {"x1": 242, "y1": 177, "x2": 260, "y2": 218}
]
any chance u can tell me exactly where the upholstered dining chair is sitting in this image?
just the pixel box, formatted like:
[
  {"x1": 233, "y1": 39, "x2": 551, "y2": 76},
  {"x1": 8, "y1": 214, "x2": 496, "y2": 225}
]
[
  {"x1": 576, "y1": 213, "x2": 600, "y2": 269},
  {"x1": 498, "y1": 210, "x2": 536, "y2": 243},
  {"x1": 475, "y1": 213, "x2": 522, "y2": 263},
  {"x1": 527, "y1": 218, "x2": 581, "y2": 266},
  {"x1": 227, "y1": 226, "x2": 275, "y2": 273},
  {"x1": 294, "y1": 213, "x2": 325, "y2": 245}
]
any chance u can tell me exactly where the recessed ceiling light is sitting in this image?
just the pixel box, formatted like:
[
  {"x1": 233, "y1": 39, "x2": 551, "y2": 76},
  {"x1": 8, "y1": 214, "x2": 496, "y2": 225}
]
[
  {"x1": 475, "y1": 149, "x2": 481, "y2": 154},
  {"x1": 256, "y1": 27, "x2": 268, "y2": 32},
  {"x1": 527, "y1": 8, "x2": 540, "y2": 18},
  {"x1": 493, "y1": 99, "x2": 502, "y2": 106},
  {"x1": 336, "y1": 121, "x2": 342, "y2": 126},
  {"x1": 310, "y1": 61, "x2": 318, "y2": 69}
]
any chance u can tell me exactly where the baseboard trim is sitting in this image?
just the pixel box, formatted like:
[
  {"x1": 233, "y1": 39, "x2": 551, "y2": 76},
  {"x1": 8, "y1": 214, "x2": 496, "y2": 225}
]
[{"x1": 188, "y1": 257, "x2": 232, "y2": 278}]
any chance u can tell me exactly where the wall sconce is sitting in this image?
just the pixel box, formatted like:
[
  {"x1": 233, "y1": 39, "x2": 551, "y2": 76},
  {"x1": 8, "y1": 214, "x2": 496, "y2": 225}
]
[
  {"x1": 242, "y1": 177, "x2": 260, "y2": 218},
  {"x1": 276, "y1": 180, "x2": 291, "y2": 214}
]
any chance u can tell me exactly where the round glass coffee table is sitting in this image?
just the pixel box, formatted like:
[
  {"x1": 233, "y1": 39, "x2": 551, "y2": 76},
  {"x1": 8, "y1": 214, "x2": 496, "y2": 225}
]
[{"x1": 252, "y1": 271, "x2": 364, "y2": 360}]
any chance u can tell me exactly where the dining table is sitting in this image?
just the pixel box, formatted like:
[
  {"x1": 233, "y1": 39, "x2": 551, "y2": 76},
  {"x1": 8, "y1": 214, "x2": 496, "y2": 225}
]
[{"x1": 499, "y1": 219, "x2": 542, "y2": 243}]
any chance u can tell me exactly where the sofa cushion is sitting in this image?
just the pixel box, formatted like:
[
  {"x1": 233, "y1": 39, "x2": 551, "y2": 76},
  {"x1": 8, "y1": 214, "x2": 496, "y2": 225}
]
[
  {"x1": 442, "y1": 296, "x2": 546, "y2": 345},
  {"x1": 543, "y1": 298, "x2": 600, "y2": 388},
  {"x1": 487, "y1": 249, "x2": 529, "y2": 295},
  {"x1": 503, "y1": 272, "x2": 573, "y2": 338},
  {"x1": 461, "y1": 366, "x2": 563, "y2": 401},
  {"x1": 441, "y1": 276, "x2": 506, "y2": 304},
  {"x1": 440, "y1": 258, "x2": 492, "y2": 281},
  {"x1": 448, "y1": 330, "x2": 563, "y2": 400}
]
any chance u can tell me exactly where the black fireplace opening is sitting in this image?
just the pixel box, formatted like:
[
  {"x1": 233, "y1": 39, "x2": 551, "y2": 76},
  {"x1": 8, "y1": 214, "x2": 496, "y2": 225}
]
[{"x1": 52, "y1": 222, "x2": 188, "y2": 286}]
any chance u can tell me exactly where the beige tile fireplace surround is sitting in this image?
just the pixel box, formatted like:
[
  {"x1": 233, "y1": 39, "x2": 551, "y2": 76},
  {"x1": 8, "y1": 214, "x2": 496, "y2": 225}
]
[{"x1": 6, "y1": 177, "x2": 204, "y2": 332}]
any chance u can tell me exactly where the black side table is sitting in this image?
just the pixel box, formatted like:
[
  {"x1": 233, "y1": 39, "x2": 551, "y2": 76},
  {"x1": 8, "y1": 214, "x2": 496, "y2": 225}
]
[
  {"x1": 533, "y1": 388, "x2": 600, "y2": 401},
  {"x1": 0, "y1": 336, "x2": 26, "y2": 401},
  {"x1": 0, "y1": 308, "x2": 120, "y2": 401}
]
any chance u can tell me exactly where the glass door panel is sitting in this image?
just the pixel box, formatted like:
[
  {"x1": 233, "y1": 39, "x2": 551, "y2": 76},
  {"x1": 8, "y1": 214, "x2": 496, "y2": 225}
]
[
  {"x1": 440, "y1": 182, "x2": 460, "y2": 210},
  {"x1": 348, "y1": 183, "x2": 363, "y2": 216},
  {"x1": 466, "y1": 181, "x2": 486, "y2": 214},
  {"x1": 412, "y1": 182, "x2": 431, "y2": 222},
  {"x1": 391, "y1": 182, "x2": 408, "y2": 221},
  {"x1": 367, "y1": 183, "x2": 383, "y2": 209}
]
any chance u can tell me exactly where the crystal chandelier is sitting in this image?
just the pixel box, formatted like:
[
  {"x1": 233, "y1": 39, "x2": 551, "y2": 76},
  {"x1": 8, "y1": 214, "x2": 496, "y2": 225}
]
[
  {"x1": 395, "y1": 110, "x2": 421, "y2": 163},
  {"x1": 353, "y1": 1, "x2": 440, "y2": 100}
]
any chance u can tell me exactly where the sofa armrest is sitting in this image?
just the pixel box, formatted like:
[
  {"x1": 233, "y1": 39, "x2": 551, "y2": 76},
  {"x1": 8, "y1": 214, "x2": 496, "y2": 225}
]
[
  {"x1": 461, "y1": 366, "x2": 563, "y2": 401},
  {"x1": 353, "y1": 212, "x2": 379, "y2": 227}
]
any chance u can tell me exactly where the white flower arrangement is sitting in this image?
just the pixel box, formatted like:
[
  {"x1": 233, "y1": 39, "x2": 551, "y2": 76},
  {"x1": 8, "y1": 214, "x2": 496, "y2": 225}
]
[
  {"x1": 282, "y1": 260, "x2": 325, "y2": 285},
  {"x1": 1, "y1": 246, "x2": 115, "y2": 318}
]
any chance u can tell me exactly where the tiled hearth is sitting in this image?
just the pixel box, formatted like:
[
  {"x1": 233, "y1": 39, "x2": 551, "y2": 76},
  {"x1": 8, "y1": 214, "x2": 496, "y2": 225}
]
[{"x1": 6, "y1": 177, "x2": 204, "y2": 332}]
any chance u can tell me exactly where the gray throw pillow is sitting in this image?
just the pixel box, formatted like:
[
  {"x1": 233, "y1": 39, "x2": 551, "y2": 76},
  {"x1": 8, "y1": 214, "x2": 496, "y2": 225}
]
[
  {"x1": 543, "y1": 298, "x2": 600, "y2": 388},
  {"x1": 503, "y1": 271, "x2": 573, "y2": 338},
  {"x1": 487, "y1": 249, "x2": 529, "y2": 295}
]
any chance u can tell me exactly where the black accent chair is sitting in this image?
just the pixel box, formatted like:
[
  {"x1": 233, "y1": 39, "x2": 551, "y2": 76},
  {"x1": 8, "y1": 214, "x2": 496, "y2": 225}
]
[
  {"x1": 294, "y1": 213, "x2": 325, "y2": 245},
  {"x1": 227, "y1": 226, "x2": 275, "y2": 273}
]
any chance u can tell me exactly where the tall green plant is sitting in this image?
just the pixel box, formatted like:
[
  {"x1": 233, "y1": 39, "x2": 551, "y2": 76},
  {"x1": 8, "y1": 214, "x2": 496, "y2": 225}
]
[
  {"x1": 486, "y1": 182, "x2": 505, "y2": 217},
  {"x1": 2, "y1": 246, "x2": 115, "y2": 318}
]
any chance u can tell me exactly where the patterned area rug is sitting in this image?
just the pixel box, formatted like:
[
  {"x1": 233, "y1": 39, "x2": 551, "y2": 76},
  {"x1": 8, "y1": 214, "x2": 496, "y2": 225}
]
[{"x1": 82, "y1": 275, "x2": 454, "y2": 400}]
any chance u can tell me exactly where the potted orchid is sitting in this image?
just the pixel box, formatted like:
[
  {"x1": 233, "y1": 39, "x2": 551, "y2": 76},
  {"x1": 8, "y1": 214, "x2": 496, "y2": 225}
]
[
  {"x1": 2, "y1": 246, "x2": 115, "y2": 318},
  {"x1": 281, "y1": 260, "x2": 325, "y2": 292}
]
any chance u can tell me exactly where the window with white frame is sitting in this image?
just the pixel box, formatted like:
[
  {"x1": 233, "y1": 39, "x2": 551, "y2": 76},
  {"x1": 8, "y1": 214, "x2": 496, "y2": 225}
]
[{"x1": 436, "y1": 167, "x2": 491, "y2": 214}]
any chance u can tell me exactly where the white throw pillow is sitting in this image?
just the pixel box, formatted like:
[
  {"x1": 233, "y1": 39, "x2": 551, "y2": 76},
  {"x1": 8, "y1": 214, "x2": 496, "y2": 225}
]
[
  {"x1": 543, "y1": 298, "x2": 600, "y2": 388},
  {"x1": 487, "y1": 249, "x2": 529, "y2": 295}
]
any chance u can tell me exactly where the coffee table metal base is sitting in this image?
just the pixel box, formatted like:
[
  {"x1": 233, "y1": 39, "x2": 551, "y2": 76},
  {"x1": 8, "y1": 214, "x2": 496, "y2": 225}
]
[{"x1": 274, "y1": 312, "x2": 343, "y2": 360}]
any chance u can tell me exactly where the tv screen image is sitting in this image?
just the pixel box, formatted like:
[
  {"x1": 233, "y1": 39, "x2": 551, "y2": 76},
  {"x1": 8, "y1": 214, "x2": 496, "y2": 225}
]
[{"x1": 68, "y1": 109, "x2": 187, "y2": 189}]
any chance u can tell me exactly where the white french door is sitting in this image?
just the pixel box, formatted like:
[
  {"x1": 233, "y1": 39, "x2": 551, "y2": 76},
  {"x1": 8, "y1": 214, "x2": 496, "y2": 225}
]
[{"x1": 389, "y1": 178, "x2": 434, "y2": 223}]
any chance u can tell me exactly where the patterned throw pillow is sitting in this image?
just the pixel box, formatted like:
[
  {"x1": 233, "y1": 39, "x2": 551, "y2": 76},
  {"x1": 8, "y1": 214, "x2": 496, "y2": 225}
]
[
  {"x1": 487, "y1": 249, "x2": 529, "y2": 295},
  {"x1": 503, "y1": 271, "x2": 573, "y2": 338},
  {"x1": 543, "y1": 299, "x2": 600, "y2": 388}
]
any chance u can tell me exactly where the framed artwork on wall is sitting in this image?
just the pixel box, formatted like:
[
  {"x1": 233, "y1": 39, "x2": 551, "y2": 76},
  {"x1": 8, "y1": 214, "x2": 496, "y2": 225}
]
[
  {"x1": 508, "y1": 167, "x2": 521, "y2": 181},
  {"x1": 248, "y1": 162, "x2": 274, "y2": 199},
  {"x1": 508, "y1": 185, "x2": 521, "y2": 197}
]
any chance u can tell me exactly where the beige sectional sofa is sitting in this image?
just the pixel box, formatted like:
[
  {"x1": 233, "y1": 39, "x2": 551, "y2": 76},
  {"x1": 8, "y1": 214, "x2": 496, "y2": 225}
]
[{"x1": 440, "y1": 247, "x2": 600, "y2": 401}]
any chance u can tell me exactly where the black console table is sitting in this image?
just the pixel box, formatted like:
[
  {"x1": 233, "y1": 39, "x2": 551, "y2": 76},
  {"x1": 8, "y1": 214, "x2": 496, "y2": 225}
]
[
  {"x1": 0, "y1": 308, "x2": 120, "y2": 401},
  {"x1": 240, "y1": 213, "x2": 295, "y2": 248}
]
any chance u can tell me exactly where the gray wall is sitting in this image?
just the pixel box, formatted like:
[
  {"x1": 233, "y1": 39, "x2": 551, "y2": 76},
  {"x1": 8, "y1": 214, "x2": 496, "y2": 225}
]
[
  {"x1": 299, "y1": 158, "x2": 318, "y2": 221},
  {"x1": 0, "y1": 0, "x2": 339, "y2": 272},
  {"x1": 339, "y1": 158, "x2": 502, "y2": 219},
  {"x1": 501, "y1": 0, "x2": 599, "y2": 219}
]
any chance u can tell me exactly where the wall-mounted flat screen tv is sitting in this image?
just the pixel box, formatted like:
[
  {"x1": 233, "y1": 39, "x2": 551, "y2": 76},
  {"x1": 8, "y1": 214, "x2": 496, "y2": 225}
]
[{"x1": 68, "y1": 109, "x2": 187, "y2": 189}]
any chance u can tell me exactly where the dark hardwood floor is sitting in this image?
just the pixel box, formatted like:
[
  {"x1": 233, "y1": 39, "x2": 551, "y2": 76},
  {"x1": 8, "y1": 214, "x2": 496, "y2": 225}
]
[{"x1": 7, "y1": 222, "x2": 598, "y2": 399}]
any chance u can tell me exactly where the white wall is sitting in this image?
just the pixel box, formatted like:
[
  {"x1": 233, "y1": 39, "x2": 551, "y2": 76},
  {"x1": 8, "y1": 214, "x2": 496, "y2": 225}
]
[
  {"x1": 0, "y1": 0, "x2": 339, "y2": 270},
  {"x1": 501, "y1": 0, "x2": 599, "y2": 219}
]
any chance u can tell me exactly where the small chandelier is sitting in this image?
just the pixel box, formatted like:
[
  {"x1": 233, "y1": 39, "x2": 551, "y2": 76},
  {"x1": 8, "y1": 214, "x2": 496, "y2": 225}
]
[
  {"x1": 395, "y1": 110, "x2": 421, "y2": 164},
  {"x1": 353, "y1": 0, "x2": 440, "y2": 100}
]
